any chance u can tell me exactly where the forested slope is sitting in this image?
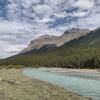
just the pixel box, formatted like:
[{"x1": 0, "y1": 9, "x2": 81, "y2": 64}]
[{"x1": 0, "y1": 28, "x2": 100, "y2": 69}]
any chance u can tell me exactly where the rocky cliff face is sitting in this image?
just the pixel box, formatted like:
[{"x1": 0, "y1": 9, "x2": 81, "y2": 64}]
[{"x1": 22, "y1": 28, "x2": 90, "y2": 53}]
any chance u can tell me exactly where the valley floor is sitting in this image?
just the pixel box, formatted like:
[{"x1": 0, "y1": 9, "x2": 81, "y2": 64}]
[{"x1": 0, "y1": 68, "x2": 92, "y2": 100}]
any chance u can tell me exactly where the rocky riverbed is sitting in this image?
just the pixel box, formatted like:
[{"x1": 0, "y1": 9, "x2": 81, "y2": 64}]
[{"x1": 0, "y1": 68, "x2": 92, "y2": 100}]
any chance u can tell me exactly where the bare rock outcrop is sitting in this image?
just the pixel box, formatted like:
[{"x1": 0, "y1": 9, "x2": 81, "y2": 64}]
[{"x1": 22, "y1": 28, "x2": 89, "y2": 53}]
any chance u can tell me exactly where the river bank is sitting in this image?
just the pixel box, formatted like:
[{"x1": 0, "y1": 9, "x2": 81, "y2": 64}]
[
  {"x1": 38, "y1": 68, "x2": 100, "y2": 81},
  {"x1": 41, "y1": 68, "x2": 100, "y2": 73},
  {"x1": 0, "y1": 68, "x2": 92, "y2": 100}
]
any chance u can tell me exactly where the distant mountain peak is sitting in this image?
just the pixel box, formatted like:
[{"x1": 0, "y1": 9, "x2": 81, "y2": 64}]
[
  {"x1": 35, "y1": 35, "x2": 57, "y2": 40},
  {"x1": 64, "y1": 27, "x2": 100, "y2": 47},
  {"x1": 21, "y1": 28, "x2": 90, "y2": 53},
  {"x1": 63, "y1": 28, "x2": 89, "y2": 35}
]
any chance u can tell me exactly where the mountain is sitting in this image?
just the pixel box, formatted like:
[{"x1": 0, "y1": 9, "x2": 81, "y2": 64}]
[
  {"x1": 63, "y1": 27, "x2": 100, "y2": 47},
  {"x1": 0, "y1": 28, "x2": 100, "y2": 69},
  {"x1": 22, "y1": 28, "x2": 89, "y2": 53}
]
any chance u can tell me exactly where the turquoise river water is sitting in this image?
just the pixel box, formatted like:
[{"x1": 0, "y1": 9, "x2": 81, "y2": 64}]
[{"x1": 23, "y1": 68, "x2": 100, "y2": 100}]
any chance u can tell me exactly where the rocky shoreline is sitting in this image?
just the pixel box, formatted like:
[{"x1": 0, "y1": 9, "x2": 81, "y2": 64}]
[{"x1": 0, "y1": 68, "x2": 92, "y2": 100}]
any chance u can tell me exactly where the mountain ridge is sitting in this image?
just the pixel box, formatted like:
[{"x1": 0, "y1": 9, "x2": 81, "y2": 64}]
[
  {"x1": 0, "y1": 27, "x2": 100, "y2": 69},
  {"x1": 22, "y1": 28, "x2": 89, "y2": 53},
  {"x1": 62, "y1": 27, "x2": 100, "y2": 48}
]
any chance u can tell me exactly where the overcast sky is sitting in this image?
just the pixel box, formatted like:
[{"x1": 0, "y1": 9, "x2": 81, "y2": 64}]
[{"x1": 0, "y1": 0, "x2": 100, "y2": 58}]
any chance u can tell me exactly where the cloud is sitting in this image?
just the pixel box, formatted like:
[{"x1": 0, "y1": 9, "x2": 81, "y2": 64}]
[
  {"x1": 0, "y1": 20, "x2": 32, "y2": 33},
  {"x1": 73, "y1": 0, "x2": 94, "y2": 10},
  {"x1": 0, "y1": 0, "x2": 100, "y2": 58}
]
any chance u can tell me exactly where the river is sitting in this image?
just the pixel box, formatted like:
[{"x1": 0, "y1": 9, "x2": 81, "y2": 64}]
[{"x1": 22, "y1": 68, "x2": 100, "y2": 100}]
